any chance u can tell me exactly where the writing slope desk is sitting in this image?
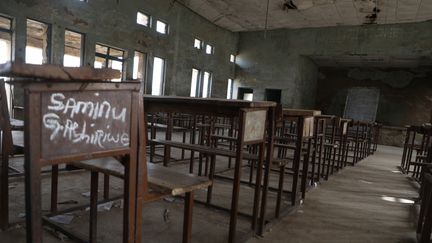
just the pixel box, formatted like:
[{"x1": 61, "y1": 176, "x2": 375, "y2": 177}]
[
  {"x1": 22, "y1": 81, "x2": 142, "y2": 243},
  {"x1": 144, "y1": 96, "x2": 276, "y2": 242}
]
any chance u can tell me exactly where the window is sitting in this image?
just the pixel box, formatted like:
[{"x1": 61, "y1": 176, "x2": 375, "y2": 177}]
[
  {"x1": 0, "y1": 16, "x2": 12, "y2": 64},
  {"x1": 202, "y1": 71, "x2": 212, "y2": 98},
  {"x1": 190, "y1": 69, "x2": 212, "y2": 98},
  {"x1": 156, "y1": 20, "x2": 168, "y2": 34},
  {"x1": 227, "y1": 79, "x2": 233, "y2": 99},
  {"x1": 205, "y1": 44, "x2": 213, "y2": 55},
  {"x1": 194, "y1": 39, "x2": 202, "y2": 49},
  {"x1": 137, "y1": 12, "x2": 150, "y2": 27},
  {"x1": 0, "y1": 15, "x2": 13, "y2": 112},
  {"x1": 64, "y1": 30, "x2": 83, "y2": 67},
  {"x1": 133, "y1": 51, "x2": 146, "y2": 82},
  {"x1": 190, "y1": 68, "x2": 200, "y2": 97},
  {"x1": 230, "y1": 54, "x2": 236, "y2": 63},
  {"x1": 243, "y1": 93, "x2": 253, "y2": 101},
  {"x1": 94, "y1": 43, "x2": 125, "y2": 82},
  {"x1": 151, "y1": 57, "x2": 165, "y2": 96},
  {"x1": 26, "y1": 19, "x2": 50, "y2": 65}
]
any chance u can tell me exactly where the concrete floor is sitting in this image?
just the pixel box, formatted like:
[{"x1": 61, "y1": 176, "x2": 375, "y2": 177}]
[
  {"x1": 0, "y1": 145, "x2": 420, "y2": 242},
  {"x1": 247, "y1": 145, "x2": 419, "y2": 243}
]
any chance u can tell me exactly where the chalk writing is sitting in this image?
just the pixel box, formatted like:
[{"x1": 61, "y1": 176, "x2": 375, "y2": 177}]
[{"x1": 42, "y1": 92, "x2": 130, "y2": 150}]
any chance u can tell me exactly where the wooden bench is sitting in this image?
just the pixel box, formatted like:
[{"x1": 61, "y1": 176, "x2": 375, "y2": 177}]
[
  {"x1": 0, "y1": 79, "x2": 25, "y2": 230},
  {"x1": 73, "y1": 158, "x2": 211, "y2": 243},
  {"x1": 144, "y1": 96, "x2": 276, "y2": 241}
]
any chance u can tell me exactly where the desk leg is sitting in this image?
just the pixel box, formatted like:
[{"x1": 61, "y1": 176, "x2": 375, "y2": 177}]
[
  {"x1": 50, "y1": 165, "x2": 58, "y2": 213},
  {"x1": 291, "y1": 117, "x2": 304, "y2": 206},
  {"x1": 229, "y1": 154, "x2": 242, "y2": 243},
  {"x1": 0, "y1": 152, "x2": 9, "y2": 230},
  {"x1": 275, "y1": 165, "x2": 285, "y2": 219},
  {"x1": 90, "y1": 172, "x2": 99, "y2": 243},
  {"x1": 252, "y1": 143, "x2": 264, "y2": 231},
  {"x1": 301, "y1": 139, "x2": 312, "y2": 199},
  {"x1": 228, "y1": 111, "x2": 246, "y2": 243},
  {"x1": 24, "y1": 158, "x2": 42, "y2": 243},
  {"x1": 123, "y1": 159, "x2": 137, "y2": 243},
  {"x1": 164, "y1": 113, "x2": 173, "y2": 167},
  {"x1": 103, "y1": 174, "x2": 110, "y2": 200},
  {"x1": 258, "y1": 107, "x2": 275, "y2": 236},
  {"x1": 206, "y1": 155, "x2": 216, "y2": 204},
  {"x1": 183, "y1": 191, "x2": 193, "y2": 243}
]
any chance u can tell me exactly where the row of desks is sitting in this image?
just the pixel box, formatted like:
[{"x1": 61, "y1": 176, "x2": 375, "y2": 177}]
[{"x1": 0, "y1": 62, "x2": 380, "y2": 243}]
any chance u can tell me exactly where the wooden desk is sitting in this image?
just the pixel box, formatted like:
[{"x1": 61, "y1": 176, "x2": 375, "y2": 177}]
[
  {"x1": 274, "y1": 109, "x2": 321, "y2": 214},
  {"x1": 144, "y1": 95, "x2": 276, "y2": 242},
  {"x1": 22, "y1": 81, "x2": 141, "y2": 243}
]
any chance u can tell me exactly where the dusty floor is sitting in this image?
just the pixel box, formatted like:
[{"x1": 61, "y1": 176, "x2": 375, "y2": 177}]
[
  {"x1": 247, "y1": 145, "x2": 419, "y2": 243},
  {"x1": 0, "y1": 145, "x2": 419, "y2": 242}
]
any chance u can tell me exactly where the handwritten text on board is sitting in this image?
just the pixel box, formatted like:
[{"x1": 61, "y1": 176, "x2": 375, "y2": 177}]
[{"x1": 40, "y1": 91, "x2": 132, "y2": 159}]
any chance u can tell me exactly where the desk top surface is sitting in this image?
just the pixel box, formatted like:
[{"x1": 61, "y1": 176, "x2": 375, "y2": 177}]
[
  {"x1": 144, "y1": 95, "x2": 276, "y2": 109},
  {"x1": 282, "y1": 108, "x2": 321, "y2": 116},
  {"x1": 0, "y1": 62, "x2": 121, "y2": 81}
]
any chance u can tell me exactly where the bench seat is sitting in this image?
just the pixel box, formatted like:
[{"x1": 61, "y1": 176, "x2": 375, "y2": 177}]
[
  {"x1": 150, "y1": 139, "x2": 259, "y2": 161},
  {"x1": 74, "y1": 158, "x2": 212, "y2": 196}
]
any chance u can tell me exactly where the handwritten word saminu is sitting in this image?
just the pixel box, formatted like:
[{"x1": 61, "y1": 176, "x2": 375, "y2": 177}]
[
  {"x1": 42, "y1": 93, "x2": 130, "y2": 149},
  {"x1": 48, "y1": 93, "x2": 127, "y2": 122}
]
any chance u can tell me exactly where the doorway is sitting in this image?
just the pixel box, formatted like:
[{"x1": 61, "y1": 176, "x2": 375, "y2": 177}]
[
  {"x1": 265, "y1": 89, "x2": 282, "y2": 103},
  {"x1": 238, "y1": 87, "x2": 254, "y2": 100}
]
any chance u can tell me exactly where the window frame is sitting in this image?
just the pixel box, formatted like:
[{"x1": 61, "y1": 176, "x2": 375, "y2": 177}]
[
  {"x1": 190, "y1": 68, "x2": 201, "y2": 97},
  {"x1": 64, "y1": 29, "x2": 84, "y2": 67},
  {"x1": 155, "y1": 20, "x2": 169, "y2": 35},
  {"x1": 133, "y1": 50, "x2": 147, "y2": 82},
  {"x1": 230, "y1": 54, "x2": 236, "y2": 63},
  {"x1": 0, "y1": 15, "x2": 13, "y2": 113},
  {"x1": 227, "y1": 78, "x2": 233, "y2": 99},
  {"x1": 26, "y1": 18, "x2": 52, "y2": 65},
  {"x1": 205, "y1": 44, "x2": 214, "y2": 55},
  {"x1": 201, "y1": 71, "x2": 212, "y2": 98},
  {"x1": 0, "y1": 15, "x2": 13, "y2": 62},
  {"x1": 151, "y1": 56, "x2": 166, "y2": 96},
  {"x1": 94, "y1": 43, "x2": 125, "y2": 80},
  {"x1": 194, "y1": 38, "x2": 202, "y2": 50},
  {"x1": 0, "y1": 15, "x2": 12, "y2": 35},
  {"x1": 136, "y1": 11, "x2": 151, "y2": 27}
]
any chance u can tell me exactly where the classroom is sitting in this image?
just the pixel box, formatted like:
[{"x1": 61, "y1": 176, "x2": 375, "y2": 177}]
[{"x1": 0, "y1": 0, "x2": 431, "y2": 242}]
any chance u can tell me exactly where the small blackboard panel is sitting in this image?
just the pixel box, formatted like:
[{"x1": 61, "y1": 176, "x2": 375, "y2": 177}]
[
  {"x1": 40, "y1": 90, "x2": 132, "y2": 160},
  {"x1": 343, "y1": 87, "x2": 380, "y2": 122}
]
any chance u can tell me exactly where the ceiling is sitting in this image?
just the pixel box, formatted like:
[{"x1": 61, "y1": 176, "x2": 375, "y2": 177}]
[{"x1": 180, "y1": 0, "x2": 432, "y2": 32}]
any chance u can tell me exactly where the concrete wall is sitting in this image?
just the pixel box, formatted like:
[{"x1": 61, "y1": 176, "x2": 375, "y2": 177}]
[
  {"x1": 316, "y1": 67, "x2": 432, "y2": 127},
  {"x1": 0, "y1": 0, "x2": 238, "y2": 99},
  {"x1": 236, "y1": 21, "x2": 432, "y2": 109},
  {"x1": 235, "y1": 34, "x2": 318, "y2": 108}
]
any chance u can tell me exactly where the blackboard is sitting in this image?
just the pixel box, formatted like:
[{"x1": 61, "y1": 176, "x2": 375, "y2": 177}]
[
  {"x1": 343, "y1": 87, "x2": 380, "y2": 122},
  {"x1": 40, "y1": 90, "x2": 132, "y2": 160}
]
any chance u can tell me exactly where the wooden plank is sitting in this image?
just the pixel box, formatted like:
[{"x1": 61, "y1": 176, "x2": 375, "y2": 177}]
[
  {"x1": 74, "y1": 159, "x2": 212, "y2": 196},
  {"x1": 24, "y1": 82, "x2": 140, "y2": 243},
  {"x1": 244, "y1": 110, "x2": 267, "y2": 142},
  {"x1": 39, "y1": 90, "x2": 132, "y2": 160},
  {"x1": 282, "y1": 108, "x2": 321, "y2": 117},
  {"x1": 144, "y1": 95, "x2": 276, "y2": 109},
  {"x1": 0, "y1": 62, "x2": 121, "y2": 81},
  {"x1": 150, "y1": 139, "x2": 259, "y2": 160},
  {"x1": 147, "y1": 163, "x2": 212, "y2": 196}
]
